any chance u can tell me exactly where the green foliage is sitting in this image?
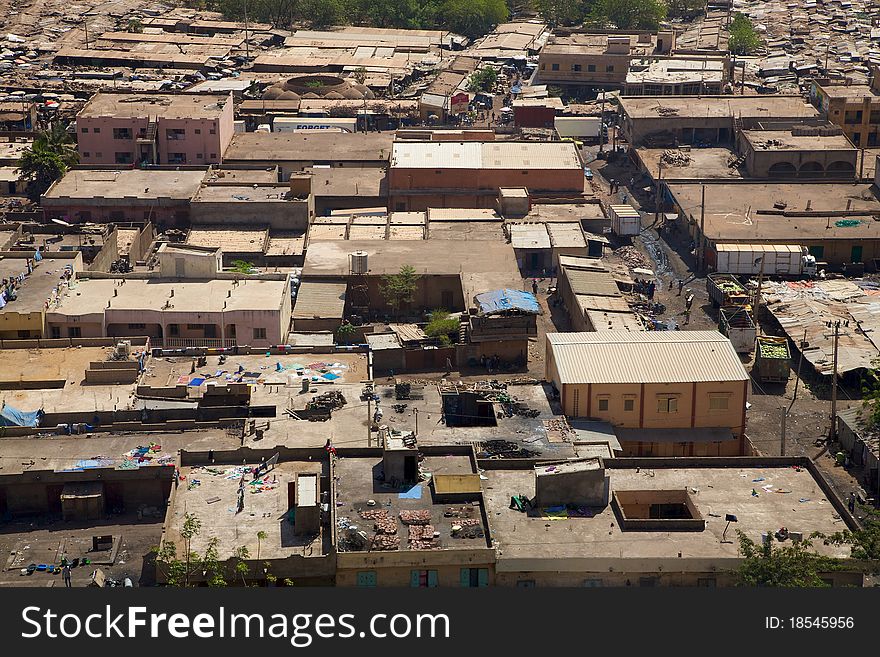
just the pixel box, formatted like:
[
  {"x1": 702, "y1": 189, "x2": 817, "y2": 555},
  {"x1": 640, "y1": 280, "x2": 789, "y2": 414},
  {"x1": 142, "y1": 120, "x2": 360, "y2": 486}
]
[
  {"x1": 588, "y1": 0, "x2": 667, "y2": 30},
  {"x1": 380, "y1": 265, "x2": 420, "y2": 315},
  {"x1": 424, "y1": 309, "x2": 460, "y2": 346},
  {"x1": 126, "y1": 18, "x2": 144, "y2": 33},
  {"x1": 17, "y1": 123, "x2": 78, "y2": 202},
  {"x1": 336, "y1": 321, "x2": 358, "y2": 344},
  {"x1": 233, "y1": 546, "x2": 251, "y2": 586},
  {"x1": 303, "y1": 80, "x2": 324, "y2": 89},
  {"x1": 467, "y1": 66, "x2": 499, "y2": 92},
  {"x1": 155, "y1": 514, "x2": 228, "y2": 587},
  {"x1": 441, "y1": 0, "x2": 508, "y2": 38},
  {"x1": 353, "y1": 67, "x2": 368, "y2": 85},
  {"x1": 230, "y1": 260, "x2": 256, "y2": 274},
  {"x1": 534, "y1": 0, "x2": 588, "y2": 27},
  {"x1": 665, "y1": 0, "x2": 705, "y2": 19},
  {"x1": 736, "y1": 530, "x2": 842, "y2": 587},
  {"x1": 823, "y1": 506, "x2": 880, "y2": 565},
  {"x1": 728, "y1": 13, "x2": 762, "y2": 55}
]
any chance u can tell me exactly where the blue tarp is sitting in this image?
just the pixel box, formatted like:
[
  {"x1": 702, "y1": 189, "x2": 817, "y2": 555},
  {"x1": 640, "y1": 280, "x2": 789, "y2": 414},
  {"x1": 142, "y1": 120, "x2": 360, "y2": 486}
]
[
  {"x1": 474, "y1": 289, "x2": 541, "y2": 316},
  {"x1": 0, "y1": 403, "x2": 42, "y2": 427}
]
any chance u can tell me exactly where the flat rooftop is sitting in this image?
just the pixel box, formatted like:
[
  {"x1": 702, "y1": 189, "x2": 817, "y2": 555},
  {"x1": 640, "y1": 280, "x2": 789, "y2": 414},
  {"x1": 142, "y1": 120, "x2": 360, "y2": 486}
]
[
  {"x1": 390, "y1": 141, "x2": 581, "y2": 170},
  {"x1": 78, "y1": 92, "x2": 231, "y2": 119},
  {"x1": 626, "y1": 57, "x2": 725, "y2": 84},
  {"x1": 483, "y1": 464, "x2": 850, "y2": 566},
  {"x1": 0, "y1": 429, "x2": 237, "y2": 475},
  {"x1": 620, "y1": 95, "x2": 820, "y2": 120},
  {"x1": 741, "y1": 129, "x2": 855, "y2": 151},
  {"x1": 819, "y1": 84, "x2": 880, "y2": 100},
  {"x1": 668, "y1": 182, "x2": 880, "y2": 241},
  {"x1": 542, "y1": 33, "x2": 657, "y2": 56},
  {"x1": 43, "y1": 169, "x2": 205, "y2": 203},
  {"x1": 307, "y1": 167, "x2": 387, "y2": 198},
  {"x1": 186, "y1": 226, "x2": 269, "y2": 252},
  {"x1": 0, "y1": 255, "x2": 68, "y2": 314},
  {"x1": 203, "y1": 167, "x2": 279, "y2": 184},
  {"x1": 302, "y1": 239, "x2": 522, "y2": 294},
  {"x1": 168, "y1": 460, "x2": 329, "y2": 560},
  {"x1": 192, "y1": 185, "x2": 299, "y2": 203},
  {"x1": 48, "y1": 277, "x2": 287, "y2": 316},
  {"x1": 224, "y1": 132, "x2": 394, "y2": 162},
  {"x1": 334, "y1": 454, "x2": 490, "y2": 553},
  {"x1": 636, "y1": 147, "x2": 742, "y2": 180}
]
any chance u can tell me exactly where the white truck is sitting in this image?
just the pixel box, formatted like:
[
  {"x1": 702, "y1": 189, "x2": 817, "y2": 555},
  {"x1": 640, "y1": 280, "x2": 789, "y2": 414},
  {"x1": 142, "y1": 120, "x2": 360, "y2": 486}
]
[
  {"x1": 712, "y1": 244, "x2": 817, "y2": 278},
  {"x1": 272, "y1": 117, "x2": 357, "y2": 133},
  {"x1": 555, "y1": 116, "x2": 602, "y2": 139}
]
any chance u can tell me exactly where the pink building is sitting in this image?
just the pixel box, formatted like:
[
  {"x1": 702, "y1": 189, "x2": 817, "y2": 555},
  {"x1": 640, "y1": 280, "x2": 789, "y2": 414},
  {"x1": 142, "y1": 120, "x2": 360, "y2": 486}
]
[{"x1": 75, "y1": 92, "x2": 235, "y2": 166}]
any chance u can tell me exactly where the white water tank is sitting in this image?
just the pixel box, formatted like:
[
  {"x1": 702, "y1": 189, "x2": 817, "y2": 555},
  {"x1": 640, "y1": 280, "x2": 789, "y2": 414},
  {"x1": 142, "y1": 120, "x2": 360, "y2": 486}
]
[{"x1": 350, "y1": 251, "x2": 369, "y2": 275}]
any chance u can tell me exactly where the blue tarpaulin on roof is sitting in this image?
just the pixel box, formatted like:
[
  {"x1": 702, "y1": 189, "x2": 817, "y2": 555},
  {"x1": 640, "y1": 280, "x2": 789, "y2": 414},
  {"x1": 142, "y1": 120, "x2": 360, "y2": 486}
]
[
  {"x1": 474, "y1": 289, "x2": 541, "y2": 316},
  {"x1": 0, "y1": 403, "x2": 43, "y2": 427}
]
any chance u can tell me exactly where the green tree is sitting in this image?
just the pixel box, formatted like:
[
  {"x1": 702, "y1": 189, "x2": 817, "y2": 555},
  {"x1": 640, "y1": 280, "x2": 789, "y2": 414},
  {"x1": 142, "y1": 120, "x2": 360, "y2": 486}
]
[
  {"x1": 534, "y1": 0, "x2": 587, "y2": 27},
  {"x1": 736, "y1": 530, "x2": 842, "y2": 587},
  {"x1": 233, "y1": 546, "x2": 251, "y2": 586},
  {"x1": 467, "y1": 66, "x2": 499, "y2": 92},
  {"x1": 728, "y1": 13, "x2": 762, "y2": 55},
  {"x1": 380, "y1": 265, "x2": 420, "y2": 316},
  {"x1": 297, "y1": 0, "x2": 348, "y2": 27},
  {"x1": 256, "y1": 530, "x2": 267, "y2": 561},
  {"x1": 154, "y1": 514, "x2": 228, "y2": 587},
  {"x1": 336, "y1": 320, "x2": 358, "y2": 344},
  {"x1": 424, "y1": 309, "x2": 460, "y2": 346},
  {"x1": 589, "y1": 0, "x2": 667, "y2": 30},
  {"x1": 230, "y1": 260, "x2": 256, "y2": 274},
  {"x1": 665, "y1": 0, "x2": 705, "y2": 19},
  {"x1": 126, "y1": 18, "x2": 144, "y2": 33},
  {"x1": 17, "y1": 123, "x2": 78, "y2": 202},
  {"x1": 823, "y1": 506, "x2": 880, "y2": 565},
  {"x1": 441, "y1": 0, "x2": 508, "y2": 39}
]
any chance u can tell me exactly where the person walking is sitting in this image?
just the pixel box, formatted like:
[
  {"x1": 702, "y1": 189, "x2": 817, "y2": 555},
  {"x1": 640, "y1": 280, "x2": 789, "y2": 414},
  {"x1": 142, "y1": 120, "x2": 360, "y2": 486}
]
[
  {"x1": 62, "y1": 564, "x2": 72, "y2": 588},
  {"x1": 531, "y1": 279, "x2": 539, "y2": 296},
  {"x1": 445, "y1": 356, "x2": 453, "y2": 374},
  {"x1": 677, "y1": 279, "x2": 684, "y2": 296}
]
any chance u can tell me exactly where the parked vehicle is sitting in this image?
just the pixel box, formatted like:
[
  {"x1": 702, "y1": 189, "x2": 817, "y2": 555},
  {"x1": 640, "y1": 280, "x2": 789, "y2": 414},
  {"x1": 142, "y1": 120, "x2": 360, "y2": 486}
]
[
  {"x1": 712, "y1": 244, "x2": 817, "y2": 278},
  {"x1": 707, "y1": 273, "x2": 749, "y2": 308},
  {"x1": 609, "y1": 204, "x2": 640, "y2": 236},
  {"x1": 719, "y1": 306, "x2": 756, "y2": 354},
  {"x1": 753, "y1": 336, "x2": 791, "y2": 383}
]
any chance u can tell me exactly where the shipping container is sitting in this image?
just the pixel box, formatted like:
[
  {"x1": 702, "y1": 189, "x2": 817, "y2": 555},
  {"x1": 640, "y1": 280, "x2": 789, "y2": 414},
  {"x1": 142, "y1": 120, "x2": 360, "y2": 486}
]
[
  {"x1": 713, "y1": 243, "x2": 816, "y2": 277},
  {"x1": 555, "y1": 116, "x2": 601, "y2": 138},
  {"x1": 754, "y1": 336, "x2": 791, "y2": 382},
  {"x1": 719, "y1": 306, "x2": 756, "y2": 353},
  {"x1": 609, "y1": 204, "x2": 641, "y2": 236},
  {"x1": 707, "y1": 273, "x2": 749, "y2": 307}
]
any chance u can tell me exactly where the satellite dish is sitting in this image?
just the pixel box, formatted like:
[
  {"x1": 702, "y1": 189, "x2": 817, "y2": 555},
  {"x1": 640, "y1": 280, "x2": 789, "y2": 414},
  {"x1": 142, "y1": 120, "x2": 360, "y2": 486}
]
[{"x1": 52, "y1": 218, "x2": 72, "y2": 227}]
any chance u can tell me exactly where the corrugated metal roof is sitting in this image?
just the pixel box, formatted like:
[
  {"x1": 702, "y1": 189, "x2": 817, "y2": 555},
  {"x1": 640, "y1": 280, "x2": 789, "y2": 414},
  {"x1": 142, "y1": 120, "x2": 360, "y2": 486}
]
[
  {"x1": 292, "y1": 281, "x2": 347, "y2": 319},
  {"x1": 390, "y1": 323, "x2": 428, "y2": 343},
  {"x1": 548, "y1": 331, "x2": 748, "y2": 384},
  {"x1": 564, "y1": 268, "x2": 620, "y2": 297},
  {"x1": 547, "y1": 222, "x2": 587, "y2": 248}
]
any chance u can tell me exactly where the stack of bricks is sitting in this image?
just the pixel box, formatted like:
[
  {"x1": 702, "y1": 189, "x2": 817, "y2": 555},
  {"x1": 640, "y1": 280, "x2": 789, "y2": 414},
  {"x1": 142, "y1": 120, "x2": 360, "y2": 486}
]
[
  {"x1": 408, "y1": 524, "x2": 439, "y2": 550},
  {"x1": 399, "y1": 509, "x2": 432, "y2": 525}
]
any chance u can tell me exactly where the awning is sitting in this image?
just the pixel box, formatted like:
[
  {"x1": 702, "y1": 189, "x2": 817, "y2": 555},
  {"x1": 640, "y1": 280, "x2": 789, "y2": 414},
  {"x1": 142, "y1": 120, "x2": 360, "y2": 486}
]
[
  {"x1": 615, "y1": 427, "x2": 736, "y2": 443},
  {"x1": 474, "y1": 288, "x2": 542, "y2": 316}
]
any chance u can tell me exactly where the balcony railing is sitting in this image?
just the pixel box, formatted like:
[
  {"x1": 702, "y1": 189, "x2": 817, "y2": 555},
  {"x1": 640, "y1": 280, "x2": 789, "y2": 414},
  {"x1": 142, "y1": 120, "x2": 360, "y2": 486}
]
[{"x1": 163, "y1": 337, "x2": 237, "y2": 348}]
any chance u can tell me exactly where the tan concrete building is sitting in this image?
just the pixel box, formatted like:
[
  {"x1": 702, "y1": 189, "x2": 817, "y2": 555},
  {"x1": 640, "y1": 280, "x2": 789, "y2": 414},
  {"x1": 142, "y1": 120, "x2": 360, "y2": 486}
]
[
  {"x1": 388, "y1": 141, "x2": 585, "y2": 211},
  {"x1": 736, "y1": 127, "x2": 857, "y2": 178},
  {"x1": 538, "y1": 31, "x2": 674, "y2": 87},
  {"x1": 623, "y1": 57, "x2": 728, "y2": 96},
  {"x1": 811, "y1": 77, "x2": 880, "y2": 147},
  {"x1": 545, "y1": 331, "x2": 750, "y2": 456}
]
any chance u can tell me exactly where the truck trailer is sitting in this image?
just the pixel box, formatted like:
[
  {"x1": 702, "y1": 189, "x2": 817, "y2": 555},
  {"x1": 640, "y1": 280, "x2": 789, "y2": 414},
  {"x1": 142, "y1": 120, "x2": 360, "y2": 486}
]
[{"x1": 712, "y1": 244, "x2": 816, "y2": 278}]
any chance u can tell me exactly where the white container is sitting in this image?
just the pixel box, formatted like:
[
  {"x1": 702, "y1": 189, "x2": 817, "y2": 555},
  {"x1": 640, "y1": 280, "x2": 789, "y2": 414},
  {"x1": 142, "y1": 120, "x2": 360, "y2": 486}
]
[
  {"x1": 273, "y1": 117, "x2": 357, "y2": 133},
  {"x1": 609, "y1": 204, "x2": 641, "y2": 236},
  {"x1": 714, "y1": 244, "x2": 810, "y2": 277},
  {"x1": 350, "y1": 251, "x2": 369, "y2": 274},
  {"x1": 555, "y1": 116, "x2": 601, "y2": 138}
]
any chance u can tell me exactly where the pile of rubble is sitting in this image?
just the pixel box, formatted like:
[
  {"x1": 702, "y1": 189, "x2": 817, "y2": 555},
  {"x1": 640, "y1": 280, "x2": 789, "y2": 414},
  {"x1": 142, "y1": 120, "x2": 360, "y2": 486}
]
[
  {"x1": 614, "y1": 245, "x2": 652, "y2": 270},
  {"x1": 660, "y1": 149, "x2": 691, "y2": 166}
]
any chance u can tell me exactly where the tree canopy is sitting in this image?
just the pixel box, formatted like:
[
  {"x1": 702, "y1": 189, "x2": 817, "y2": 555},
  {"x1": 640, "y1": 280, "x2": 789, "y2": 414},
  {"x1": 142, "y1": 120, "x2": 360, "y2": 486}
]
[
  {"x1": 588, "y1": 0, "x2": 667, "y2": 30},
  {"x1": 736, "y1": 530, "x2": 842, "y2": 587},
  {"x1": 17, "y1": 123, "x2": 78, "y2": 202},
  {"x1": 467, "y1": 66, "x2": 499, "y2": 92},
  {"x1": 728, "y1": 12, "x2": 762, "y2": 55},
  {"x1": 380, "y1": 265, "x2": 421, "y2": 315}
]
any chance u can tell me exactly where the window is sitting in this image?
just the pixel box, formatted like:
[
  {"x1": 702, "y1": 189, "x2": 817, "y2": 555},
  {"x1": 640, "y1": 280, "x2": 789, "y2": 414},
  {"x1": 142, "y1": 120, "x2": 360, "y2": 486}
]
[
  {"x1": 410, "y1": 570, "x2": 439, "y2": 588},
  {"x1": 128, "y1": 323, "x2": 146, "y2": 330},
  {"x1": 253, "y1": 327, "x2": 267, "y2": 340},
  {"x1": 209, "y1": 128, "x2": 216, "y2": 135},
  {"x1": 460, "y1": 568, "x2": 489, "y2": 588},
  {"x1": 115, "y1": 152, "x2": 133, "y2": 164},
  {"x1": 50, "y1": 326, "x2": 61, "y2": 339},
  {"x1": 517, "y1": 580, "x2": 536, "y2": 588},
  {"x1": 93, "y1": 127, "x2": 101, "y2": 133},
  {"x1": 168, "y1": 153, "x2": 187, "y2": 164},
  {"x1": 83, "y1": 152, "x2": 90, "y2": 158},
  {"x1": 572, "y1": 64, "x2": 581, "y2": 72},
  {"x1": 624, "y1": 398, "x2": 635, "y2": 412},
  {"x1": 194, "y1": 128, "x2": 201, "y2": 135},
  {"x1": 708, "y1": 396, "x2": 729, "y2": 411},
  {"x1": 598, "y1": 397, "x2": 609, "y2": 411},
  {"x1": 17, "y1": 330, "x2": 31, "y2": 338},
  {"x1": 657, "y1": 397, "x2": 678, "y2": 413},
  {"x1": 808, "y1": 245, "x2": 824, "y2": 259},
  {"x1": 169, "y1": 324, "x2": 179, "y2": 337},
  {"x1": 587, "y1": 64, "x2": 596, "y2": 72},
  {"x1": 166, "y1": 128, "x2": 186, "y2": 140},
  {"x1": 197, "y1": 153, "x2": 203, "y2": 159},
  {"x1": 210, "y1": 153, "x2": 217, "y2": 159},
  {"x1": 551, "y1": 63, "x2": 559, "y2": 71},
  {"x1": 81, "y1": 127, "x2": 88, "y2": 133},
  {"x1": 697, "y1": 578, "x2": 716, "y2": 588},
  {"x1": 583, "y1": 579, "x2": 603, "y2": 587},
  {"x1": 572, "y1": 388, "x2": 580, "y2": 416},
  {"x1": 67, "y1": 327, "x2": 82, "y2": 338},
  {"x1": 356, "y1": 571, "x2": 377, "y2": 587},
  {"x1": 187, "y1": 324, "x2": 204, "y2": 331},
  {"x1": 606, "y1": 65, "x2": 614, "y2": 73},
  {"x1": 113, "y1": 127, "x2": 132, "y2": 140},
  {"x1": 95, "y1": 152, "x2": 102, "y2": 158}
]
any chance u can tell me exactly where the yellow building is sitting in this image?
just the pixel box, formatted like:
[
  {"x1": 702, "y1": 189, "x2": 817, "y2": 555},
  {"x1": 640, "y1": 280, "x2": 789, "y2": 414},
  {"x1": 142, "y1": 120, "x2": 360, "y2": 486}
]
[{"x1": 545, "y1": 331, "x2": 750, "y2": 456}]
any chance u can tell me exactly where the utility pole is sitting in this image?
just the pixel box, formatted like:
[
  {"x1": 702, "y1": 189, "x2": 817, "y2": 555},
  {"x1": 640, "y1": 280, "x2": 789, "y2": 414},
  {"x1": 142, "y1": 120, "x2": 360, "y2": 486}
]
[
  {"x1": 829, "y1": 320, "x2": 841, "y2": 442},
  {"x1": 654, "y1": 160, "x2": 663, "y2": 226},
  {"x1": 83, "y1": 19, "x2": 89, "y2": 49},
  {"x1": 754, "y1": 256, "x2": 765, "y2": 330},
  {"x1": 366, "y1": 395, "x2": 372, "y2": 447},
  {"x1": 244, "y1": 0, "x2": 250, "y2": 60},
  {"x1": 740, "y1": 61, "x2": 746, "y2": 95},
  {"x1": 698, "y1": 184, "x2": 706, "y2": 272},
  {"x1": 788, "y1": 329, "x2": 807, "y2": 412},
  {"x1": 780, "y1": 407, "x2": 787, "y2": 456},
  {"x1": 598, "y1": 92, "x2": 606, "y2": 154},
  {"x1": 414, "y1": 407, "x2": 419, "y2": 436}
]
